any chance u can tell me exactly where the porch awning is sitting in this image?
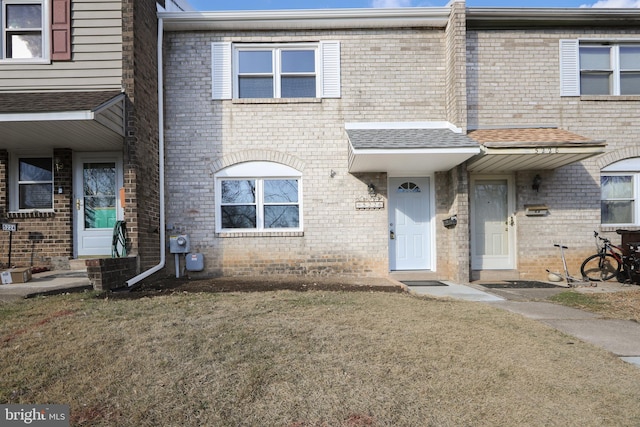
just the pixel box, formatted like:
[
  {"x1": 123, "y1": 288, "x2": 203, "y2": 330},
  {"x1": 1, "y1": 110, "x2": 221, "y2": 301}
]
[
  {"x1": 347, "y1": 123, "x2": 481, "y2": 173},
  {"x1": 466, "y1": 128, "x2": 606, "y2": 173},
  {"x1": 0, "y1": 91, "x2": 126, "y2": 151}
]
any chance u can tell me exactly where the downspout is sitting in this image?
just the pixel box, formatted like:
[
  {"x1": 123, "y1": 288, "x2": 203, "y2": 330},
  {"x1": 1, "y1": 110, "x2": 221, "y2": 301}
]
[{"x1": 126, "y1": 17, "x2": 166, "y2": 287}]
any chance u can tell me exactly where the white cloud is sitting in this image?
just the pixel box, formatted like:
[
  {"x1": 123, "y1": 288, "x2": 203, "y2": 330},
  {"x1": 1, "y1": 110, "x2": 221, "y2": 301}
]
[
  {"x1": 580, "y1": 0, "x2": 640, "y2": 7},
  {"x1": 371, "y1": 0, "x2": 413, "y2": 7}
]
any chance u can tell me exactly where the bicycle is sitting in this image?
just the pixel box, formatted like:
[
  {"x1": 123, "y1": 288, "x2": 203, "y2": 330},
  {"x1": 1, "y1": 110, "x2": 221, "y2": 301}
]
[
  {"x1": 546, "y1": 243, "x2": 592, "y2": 287},
  {"x1": 580, "y1": 231, "x2": 624, "y2": 282}
]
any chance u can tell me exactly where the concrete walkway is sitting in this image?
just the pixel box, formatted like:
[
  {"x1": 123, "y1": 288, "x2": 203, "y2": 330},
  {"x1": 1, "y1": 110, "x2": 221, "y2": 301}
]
[
  {"x1": 0, "y1": 270, "x2": 92, "y2": 302},
  {"x1": 404, "y1": 280, "x2": 640, "y2": 368}
]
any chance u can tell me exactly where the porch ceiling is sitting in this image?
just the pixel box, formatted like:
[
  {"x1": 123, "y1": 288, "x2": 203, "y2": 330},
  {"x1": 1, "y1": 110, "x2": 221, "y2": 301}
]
[
  {"x1": 0, "y1": 91, "x2": 125, "y2": 152},
  {"x1": 466, "y1": 128, "x2": 607, "y2": 173},
  {"x1": 346, "y1": 124, "x2": 481, "y2": 174}
]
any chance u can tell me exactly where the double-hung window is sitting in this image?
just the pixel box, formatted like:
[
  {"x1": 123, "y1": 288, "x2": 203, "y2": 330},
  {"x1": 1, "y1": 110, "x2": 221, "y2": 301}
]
[
  {"x1": 1, "y1": 0, "x2": 45, "y2": 60},
  {"x1": 211, "y1": 40, "x2": 341, "y2": 100},
  {"x1": 601, "y1": 159, "x2": 640, "y2": 226},
  {"x1": 561, "y1": 39, "x2": 640, "y2": 96},
  {"x1": 14, "y1": 156, "x2": 53, "y2": 210},
  {"x1": 237, "y1": 46, "x2": 317, "y2": 98},
  {"x1": 215, "y1": 162, "x2": 303, "y2": 233}
]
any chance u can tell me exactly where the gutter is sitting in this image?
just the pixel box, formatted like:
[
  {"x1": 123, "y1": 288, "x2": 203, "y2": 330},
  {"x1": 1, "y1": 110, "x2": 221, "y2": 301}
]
[
  {"x1": 159, "y1": 7, "x2": 451, "y2": 31},
  {"x1": 126, "y1": 17, "x2": 166, "y2": 288}
]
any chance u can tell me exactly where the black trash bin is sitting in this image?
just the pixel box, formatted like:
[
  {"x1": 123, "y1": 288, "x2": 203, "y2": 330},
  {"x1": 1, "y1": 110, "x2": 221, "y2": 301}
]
[{"x1": 616, "y1": 229, "x2": 640, "y2": 256}]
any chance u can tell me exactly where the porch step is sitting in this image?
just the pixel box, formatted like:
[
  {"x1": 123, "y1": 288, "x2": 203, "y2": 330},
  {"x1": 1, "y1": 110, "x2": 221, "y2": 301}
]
[
  {"x1": 389, "y1": 271, "x2": 441, "y2": 282},
  {"x1": 69, "y1": 259, "x2": 88, "y2": 271},
  {"x1": 471, "y1": 270, "x2": 520, "y2": 282}
]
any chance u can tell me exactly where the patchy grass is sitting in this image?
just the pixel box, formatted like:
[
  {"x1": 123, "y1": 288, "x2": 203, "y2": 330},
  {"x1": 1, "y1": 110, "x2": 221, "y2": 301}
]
[
  {"x1": 2, "y1": 290, "x2": 640, "y2": 426},
  {"x1": 550, "y1": 288, "x2": 640, "y2": 322}
]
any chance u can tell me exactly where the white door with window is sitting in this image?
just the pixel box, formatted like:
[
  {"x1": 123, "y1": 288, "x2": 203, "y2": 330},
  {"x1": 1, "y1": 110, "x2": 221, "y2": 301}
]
[
  {"x1": 389, "y1": 177, "x2": 431, "y2": 271},
  {"x1": 73, "y1": 153, "x2": 124, "y2": 257},
  {"x1": 471, "y1": 176, "x2": 516, "y2": 270}
]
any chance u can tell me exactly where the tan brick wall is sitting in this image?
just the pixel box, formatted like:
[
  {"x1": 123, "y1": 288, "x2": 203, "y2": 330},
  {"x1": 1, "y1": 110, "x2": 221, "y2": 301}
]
[
  {"x1": 467, "y1": 27, "x2": 640, "y2": 280},
  {"x1": 164, "y1": 28, "x2": 449, "y2": 278}
]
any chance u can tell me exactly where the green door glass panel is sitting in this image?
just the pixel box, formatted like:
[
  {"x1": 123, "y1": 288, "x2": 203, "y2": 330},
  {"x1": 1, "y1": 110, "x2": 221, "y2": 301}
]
[{"x1": 83, "y1": 163, "x2": 116, "y2": 229}]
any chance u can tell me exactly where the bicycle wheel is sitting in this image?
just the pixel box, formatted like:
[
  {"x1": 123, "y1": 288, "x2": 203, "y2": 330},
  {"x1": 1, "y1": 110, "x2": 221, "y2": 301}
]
[{"x1": 580, "y1": 253, "x2": 621, "y2": 281}]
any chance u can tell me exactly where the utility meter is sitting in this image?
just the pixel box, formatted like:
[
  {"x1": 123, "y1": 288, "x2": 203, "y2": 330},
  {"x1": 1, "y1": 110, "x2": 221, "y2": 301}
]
[{"x1": 169, "y1": 234, "x2": 190, "y2": 253}]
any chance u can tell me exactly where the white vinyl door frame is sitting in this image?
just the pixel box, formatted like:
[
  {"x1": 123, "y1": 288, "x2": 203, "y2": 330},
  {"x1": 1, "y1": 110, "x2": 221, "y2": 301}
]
[
  {"x1": 470, "y1": 175, "x2": 516, "y2": 270},
  {"x1": 73, "y1": 152, "x2": 124, "y2": 258},
  {"x1": 388, "y1": 176, "x2": 436, "y2": 271}
]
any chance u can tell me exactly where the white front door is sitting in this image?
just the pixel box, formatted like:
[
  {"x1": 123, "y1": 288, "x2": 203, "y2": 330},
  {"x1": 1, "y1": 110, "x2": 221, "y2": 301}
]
[
  {"x1": 73, "y1": 153, "x2": 124, "y2": 257},
  {"x1": 471, "y1": 176, "x2": 515, "y2": 270},
  {"x1": 389, "y1": 177, "x2": 431, "y2": 271}
]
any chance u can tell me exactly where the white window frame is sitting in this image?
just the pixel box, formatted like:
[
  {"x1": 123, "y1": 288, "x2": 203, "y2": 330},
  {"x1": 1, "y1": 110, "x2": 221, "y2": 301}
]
[
  {"x1": 561, "y1": 39, "x2": 640, "y2": 97},
  {"x1": 211, "y1": 40, "x2": 340, "y2": 100},
  {"x1": 0, "y1": 0, "x2": 50, "y2": 63},
  {"x1": 214, "y1": 162, "x2": 303, "y2": 233},
  {"x1": 233, "y1": 43, "x2": 319, "y2": 99},
  {"x1": 601, "y1": 158, "x2": 640, "y2": 226},
  {"x1": 10, "y1": 152, "x2": 54, "y2": 212}
]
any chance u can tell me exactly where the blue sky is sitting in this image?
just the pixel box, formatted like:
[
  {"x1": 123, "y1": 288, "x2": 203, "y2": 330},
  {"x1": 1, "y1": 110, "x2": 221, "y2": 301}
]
[{"x1": 186, "y1": 0, "x2": 640, "y2": 11}]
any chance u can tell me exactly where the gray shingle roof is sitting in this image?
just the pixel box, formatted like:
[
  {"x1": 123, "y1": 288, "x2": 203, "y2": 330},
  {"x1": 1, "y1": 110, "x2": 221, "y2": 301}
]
[
  {"x1": 347, "y1": 128, "x2": 479, "y2": 150},
  {"x1": 0, "y1": 91, "x2": 123, "y2": 114}
]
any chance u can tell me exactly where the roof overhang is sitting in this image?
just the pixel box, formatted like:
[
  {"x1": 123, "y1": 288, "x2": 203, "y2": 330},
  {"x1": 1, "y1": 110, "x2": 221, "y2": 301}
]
[
  {"x1": 160, "y1": 7, "x2": 450, "y2": 31},
  {"x1": 347, "y1": 122, "x2": 481, "y2": 174},
  {"x1": 466, "y1": 128, "x2": 606, "y2": 173},
  {"x1": 0, "y1": 92, "x2": 125, "y2": 152},
  {"x1": 467, "y1": 7, "x2": 640, "y2": 29}
]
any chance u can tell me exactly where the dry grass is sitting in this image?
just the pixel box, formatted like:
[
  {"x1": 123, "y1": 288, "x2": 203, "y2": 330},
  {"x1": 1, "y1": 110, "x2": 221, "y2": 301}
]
[
  {"x1": 551, "y1": 288, "x2": 640, "y2": 322},
  {"x1": 2, "y1": 290, "x2": 640, "y2": 426}
]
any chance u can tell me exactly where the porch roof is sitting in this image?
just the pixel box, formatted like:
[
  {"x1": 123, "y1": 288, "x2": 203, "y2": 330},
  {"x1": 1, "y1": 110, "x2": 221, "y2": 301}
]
[
  {"x1": 0, "y1": 91, "x2": 125, "y2": 152},
  {"x1": 346, "y1": 122, "x2": 481, "y2": 174},
  {"x1": 466, "y1": 128, "x2": 606, "y2": 173}
]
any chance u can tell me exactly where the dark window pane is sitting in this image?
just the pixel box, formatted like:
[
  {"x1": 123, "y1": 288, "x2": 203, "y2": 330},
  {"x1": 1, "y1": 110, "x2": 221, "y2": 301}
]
[
  {"x1": 19, "y1": 158, "x2": 52, "y2": 181},
  {"x1": 239, "y1": 76, "x2": 273, "y2": 98},
  {"x1": 221, "y1": 206, "x2": 256, "y2": 229},
  {"x1": 221, "y1": 180, "x2": 255, "y2": 203},
  {"x1": 83, "y1": 163, "x2": 116, "y2": 197},
  {"x1": 621, "y1": 72, "x2": 640, "y2": 95},
  {"x1": 580, "y1": 72, "x2": 612, "y2": 95},
  {"x1": 265, "y1": 206, "x2": 299, "y2": 228},
  {"x1": 264, "y1": 180, "x2": 298, "y2": 203},
  {"x1": 19, "y1": 183, "x2": 51, "y2": 209},
  {"x1": 620, "y1": 46, "x2": 640, "y2": 69},
  {"x1": 6, "y1": 4, "x2": 41, "y2": 28},
  {"x1": 238, "y1": 51, "x2": 272, "y2": 73},
  {"x1": 281, "y1": 50, "x2": 315, "y2": 73},
  {"x1": 602, "y1": 201, "x2": 633, "y2": 224},
  {"x1": 281, "y1": 76, "x2": 316, "y2": 98}
]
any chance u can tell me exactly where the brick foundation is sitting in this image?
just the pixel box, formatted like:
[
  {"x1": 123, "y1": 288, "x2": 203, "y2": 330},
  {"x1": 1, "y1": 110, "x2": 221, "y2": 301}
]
[{"x1": 86, "y1": 257, "x2": 138, "y2": 291}]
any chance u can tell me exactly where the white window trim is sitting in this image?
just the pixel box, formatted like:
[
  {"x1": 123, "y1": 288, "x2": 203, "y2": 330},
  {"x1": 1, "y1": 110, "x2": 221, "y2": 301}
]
[
  {"x1": 214, "y1": 161, "x2": 303, "y2": 233},
  {"x1": 211, "y1": 40, "x2": 340, "y2": 100},
  {"x1": 601, "y1": 158, "x2": 640, "y2": 226},
  {"x1": 9, "y1": 152, "x2": 54, "y2": 212},
  {"x1": 0, "y1": 0, "x2": 50, "y2": 63},
  {"x1": 561, "y1": 38, "x2": 640, "y2": 97},
  {"x1": 232, "y1": 43, "x2": 319, "y2": 99}
]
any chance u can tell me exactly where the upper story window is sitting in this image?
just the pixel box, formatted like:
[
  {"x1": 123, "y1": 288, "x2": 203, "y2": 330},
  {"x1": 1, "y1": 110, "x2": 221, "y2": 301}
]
[
  {"x1": 561, "y1": 39, "x2": 640, "y2": 97},
  {"x1": 1, "y1": 0, "x2": 45, "y2": 60},
  {"x1": 237, "y1": 47, "x2": 317, "y2": 98},
  {"x1": 211, "y1": 41, "x2": 341, "y2": 100}
]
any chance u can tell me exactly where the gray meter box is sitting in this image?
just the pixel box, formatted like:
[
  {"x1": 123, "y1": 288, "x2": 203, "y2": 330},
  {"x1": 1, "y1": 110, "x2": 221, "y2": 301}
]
[
  {"x1": 169, "y1": 234, "x2": 190, "y2": 253},
  {"x1": 186, "y1": 253, "x2": 204, "y2": 272}
]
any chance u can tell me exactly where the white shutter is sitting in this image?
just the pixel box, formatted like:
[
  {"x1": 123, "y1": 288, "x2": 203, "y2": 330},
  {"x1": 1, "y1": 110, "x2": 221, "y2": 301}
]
[
  {"x1": 560, "y1": 39, "x2": 580, "y2": 97},
  {"x1": 320, "y1": 41, "x2": 341, "y2": 98},
  {"x1": 211, "y1": 42, "x2": 232, "y2": 100}
]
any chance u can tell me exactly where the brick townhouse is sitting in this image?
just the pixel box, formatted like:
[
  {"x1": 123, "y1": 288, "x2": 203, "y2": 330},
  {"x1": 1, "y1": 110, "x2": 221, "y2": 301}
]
[
  {"x1": 159, "y1": 1, "x2": 639, "y2": 284},
  {"x1": 0, "y1": 0, "x2": 189, "y2": 287}
]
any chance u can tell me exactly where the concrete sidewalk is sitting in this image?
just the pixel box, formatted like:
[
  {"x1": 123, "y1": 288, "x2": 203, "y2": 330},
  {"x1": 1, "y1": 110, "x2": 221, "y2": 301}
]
[
  {"x1": 404, "y1": 280, "x2": 640, "y2": 368},
  {"x1": 0, "y1": 270, "x2": 92, "y2": 302}
]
